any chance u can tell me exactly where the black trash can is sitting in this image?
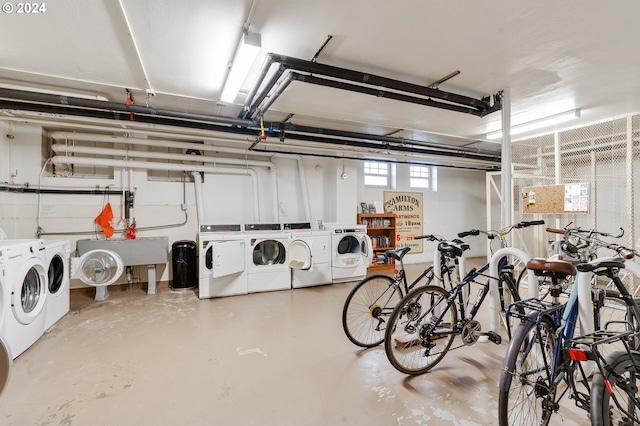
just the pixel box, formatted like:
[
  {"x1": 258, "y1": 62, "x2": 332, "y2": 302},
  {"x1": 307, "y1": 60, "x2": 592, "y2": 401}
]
[{"x1": 172, "y1": 240, "x2": 197, "y2": 290}]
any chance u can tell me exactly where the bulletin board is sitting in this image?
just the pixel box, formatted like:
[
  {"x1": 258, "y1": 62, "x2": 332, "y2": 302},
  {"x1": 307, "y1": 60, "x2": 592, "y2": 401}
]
[{"x1": 522, "y1": 182, "x2": 589, "y2": 214}]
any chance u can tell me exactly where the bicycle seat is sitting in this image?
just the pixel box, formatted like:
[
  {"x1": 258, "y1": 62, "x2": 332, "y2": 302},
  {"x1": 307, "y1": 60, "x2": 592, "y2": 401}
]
[
  {"x1": 437, "y1": 241, "x2": 469, "y2": 258},
  {"x1": 526, "y1": 258, "x2": 577, "y2": 278},
  {"x1": 576, "y1": 257, "x2": 625, "y2": 273},
  {"x1": 385, "y1": 247, "x2": 411, "y2": 261}
]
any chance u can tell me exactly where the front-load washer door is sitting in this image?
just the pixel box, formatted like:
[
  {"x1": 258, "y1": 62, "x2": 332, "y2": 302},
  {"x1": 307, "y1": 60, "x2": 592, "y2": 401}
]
[
  {"x1": 252, "y1": 240, "x2": 286, "y2": 266},
  {"x1": 0, "y1": 334, "x2": 11, "y2": 398},
  {"x1": 288, "y1": 240, "x2": 312, "y2": 270},
  {"x1": 206, "y1": 240, "x2": 246, "y2": 278},
  {"x1": 47, "y1": 253, "x2": 66, "y2": 295},
  {"x1": 11, "y1": 258, "x2": 47, "y2": 325},
  {"x1": 71, "y1": 249, "x2": 124, "y2": 287}
]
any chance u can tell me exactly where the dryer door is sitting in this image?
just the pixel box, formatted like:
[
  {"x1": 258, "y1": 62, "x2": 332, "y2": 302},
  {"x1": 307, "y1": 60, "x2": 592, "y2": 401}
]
[
  {"x1": 11, "y1": 258, "x2": 47, "y2": 325},
  {"x1": 71, "y1": 249, "x2": 124, "y2": 287},
  {"x1": 288, "y1": 240, "x2": 312, "y2": 270},
  {"x1": 0, "y1": 334, "x2": 11, "y2": 398},
  {"x1": 207, "y1": 240, "x2": 246, "y2": 278}
]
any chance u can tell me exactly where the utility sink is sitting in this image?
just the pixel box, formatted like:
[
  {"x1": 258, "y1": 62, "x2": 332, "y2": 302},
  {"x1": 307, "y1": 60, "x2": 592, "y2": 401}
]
[{"x1": 77, "y1": 237, "x2": 168, "y2": 299}]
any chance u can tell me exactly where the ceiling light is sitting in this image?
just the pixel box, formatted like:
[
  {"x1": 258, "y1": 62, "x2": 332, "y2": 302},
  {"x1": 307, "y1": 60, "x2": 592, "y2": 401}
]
[
  {"x1": 221, "y1": 31, "x2": 261, "y2": 104},
  {"x1": 486, "y1": 109, "x2": 581, "y2": 140}
]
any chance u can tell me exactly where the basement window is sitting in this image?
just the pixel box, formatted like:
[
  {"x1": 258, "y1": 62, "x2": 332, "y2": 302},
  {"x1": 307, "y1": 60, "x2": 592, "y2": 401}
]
[
  {"x1": 364, "y1": 161, "x2": 388, "y2": 186},
  {"x1": 410, "y1": 165, "x2": 429, "y2": 188}
]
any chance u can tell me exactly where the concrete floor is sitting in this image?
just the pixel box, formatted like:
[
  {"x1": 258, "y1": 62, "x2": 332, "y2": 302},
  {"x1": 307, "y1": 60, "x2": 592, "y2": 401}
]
[{"x1": 0, "y1": 261, "x2": 587, "y2": 426}]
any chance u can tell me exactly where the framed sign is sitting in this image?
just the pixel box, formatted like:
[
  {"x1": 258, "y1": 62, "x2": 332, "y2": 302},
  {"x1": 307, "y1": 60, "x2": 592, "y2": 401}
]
[{"x1": 383, "y1": 191, "x2": 423, "y2": 253}]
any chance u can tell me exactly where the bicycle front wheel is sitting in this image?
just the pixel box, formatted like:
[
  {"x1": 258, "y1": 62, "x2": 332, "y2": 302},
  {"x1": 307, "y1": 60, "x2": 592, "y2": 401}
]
[
  {"x1": 498, "y1": 315, "x2": 558, "y2": 426},
  {"x1": 342, "y1": 275, "x2": 401, "y2": 347},
  {"x1": 384, "y1": 285, "x2": 457, "y2": 375},
  {"x1": 590, "y1": 350, "x2": 640, "y2": 426}
]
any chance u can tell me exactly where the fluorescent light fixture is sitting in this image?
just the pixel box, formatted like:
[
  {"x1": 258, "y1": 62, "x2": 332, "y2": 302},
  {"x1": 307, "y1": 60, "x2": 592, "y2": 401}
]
[
  {"x1": 221, "y1": 31, "x2": 261, "y2": 104},
  {"x1": 487, "y1": 109, "x2": 581, "y2": 140}
]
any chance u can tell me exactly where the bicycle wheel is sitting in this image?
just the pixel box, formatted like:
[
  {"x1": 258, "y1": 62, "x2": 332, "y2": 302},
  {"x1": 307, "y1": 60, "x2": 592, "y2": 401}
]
[
  {"x1": 498, "y1": 315, "x2": 558, "y2": 426},
  {"x1": 590, "y1": 350, "x2": 640, "y2": 426},
  {"x1": 384, "y1": 285, "x2": 457, "y2": 375},
  {"x1": 342, "y1": 275, "x2": 401, "y2": 347},
  {"x1": 596, "y1": 290, "x2": 636, "y2": 356}
]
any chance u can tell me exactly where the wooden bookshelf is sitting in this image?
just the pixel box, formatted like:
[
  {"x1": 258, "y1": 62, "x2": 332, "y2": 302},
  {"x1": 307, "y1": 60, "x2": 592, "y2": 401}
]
[{"x1": 357, "y1": 213, "x2": 396, "y2": 271}]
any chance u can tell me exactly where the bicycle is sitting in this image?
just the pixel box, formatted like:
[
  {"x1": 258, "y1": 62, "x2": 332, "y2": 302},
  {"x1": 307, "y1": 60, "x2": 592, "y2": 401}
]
[
  {"x1": 569, "y1": 326, "x2": 640, "y2": 425},
  {"x1": 383, "y1": 220, "x2": 544, "y2": 375},
  {"x1": 497, "y1": 233, "x2": 640, "y2": 425},
  {"x1": 568, "y1": 257, "x2": 640, "y2": 425},
  {"x1": 342, "y1": 234, "x2": 466, "y2": 348}
]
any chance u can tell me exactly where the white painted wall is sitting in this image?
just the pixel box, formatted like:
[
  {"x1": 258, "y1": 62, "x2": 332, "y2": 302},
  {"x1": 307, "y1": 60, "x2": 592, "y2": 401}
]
[
  {"x1": 0, "y1": 121, "x2": 488, "y2": 288},
  {"x1": 359, "y1": 163, "x2": 488, "y2": 265}
]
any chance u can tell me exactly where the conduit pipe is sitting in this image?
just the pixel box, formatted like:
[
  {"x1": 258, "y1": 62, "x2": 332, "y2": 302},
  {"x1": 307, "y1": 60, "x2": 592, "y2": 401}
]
[
  {"x1": 270, "y1": 154, "x2": 311, "y2": 221},
  {"x1": 50, "y1": 143, "x2": 273, "y2": 169},
  {"x1": 191, "y1": 171, "x2": 205, "y2": 225},
  {"x1": 50, "y1": 156, "x2": 260, "y2": 221},
  {"x1": 51, "y1": 131, "x2": 277, "y2": 219}
]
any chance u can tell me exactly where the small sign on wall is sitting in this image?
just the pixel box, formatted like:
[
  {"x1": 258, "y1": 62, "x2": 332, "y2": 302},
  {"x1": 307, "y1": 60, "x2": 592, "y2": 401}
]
[{"x1": 383, "y1": 191, "x2": 423, "y2": 253}]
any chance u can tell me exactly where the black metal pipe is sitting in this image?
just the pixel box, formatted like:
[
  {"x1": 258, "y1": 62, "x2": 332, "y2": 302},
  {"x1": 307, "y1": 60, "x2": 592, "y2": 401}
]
[
  {"x1": 249, "y1": 146, "x2": 500, "y2": 172},
  {"x1": 271, "y1": 131, "x2": 500, "y2": 163},
  {"x1": 243, "y1": 53, "x2": 501, "y2": 120},
  {"x1": 239, "y1": 53, "x2": 278, "y2": 119},
  {"x1": 0, "y1": 98, "x2": 500, "y2": 162},
  {"x1": 0, "y1": 88, "x2": 253, "y2": 127},
  {"x1": 0, "y1": 184, "x2": 121, "y2": 195},
  {"x1": 242, "y1": 63, "x2": 287, "y2": 120},
  {"x1": 265, "y1": 120, "x2": 500, "y2": 158},
  {"x1": 288, "y1": 72, "x2": 485, "y2": 116}
]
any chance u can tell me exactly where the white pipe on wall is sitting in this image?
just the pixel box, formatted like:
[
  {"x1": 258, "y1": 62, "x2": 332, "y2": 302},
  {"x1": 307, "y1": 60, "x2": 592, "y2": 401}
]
[
  {"x1": 51, "y1": 132, "x2": 277, "y2": 221},
  {"x1": 50, "y1": 143, "x2": 273, "y2": 169},
  {"x1": 191, "y1": 171, "x2": 204, "y2": 225},
  {"x1": 270, "y1": 154, "x2": 312, "y2": 221},
  {"x1": 50, "y1": 156, "x2": 260, "y2": 220}
]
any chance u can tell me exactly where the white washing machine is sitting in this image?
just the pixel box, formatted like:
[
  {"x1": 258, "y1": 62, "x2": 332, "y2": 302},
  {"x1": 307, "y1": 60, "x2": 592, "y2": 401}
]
[
  {"x1": 43, "y1": 240, "x2": 71, "y2": 330},
  {"x1": 244, "y1": 223, "x2": 291, "y2": 293},
  {"x1": 198, "y1": 224, "x2": 248, "y2": 298},
  {"x1": 0, "y1": 239, "x2": 48, "y2": 359},
  {"x1": 284, "y1": 222, "x2": 332, "y2": 288},
  {"x1": 324, "y1": 223, "x2": 373, "y2": 283}
]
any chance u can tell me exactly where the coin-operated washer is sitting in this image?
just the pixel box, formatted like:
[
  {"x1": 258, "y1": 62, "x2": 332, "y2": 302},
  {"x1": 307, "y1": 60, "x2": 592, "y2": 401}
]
[{"x1": 71, "y1": 249, "x2": 125, "y2": 300}]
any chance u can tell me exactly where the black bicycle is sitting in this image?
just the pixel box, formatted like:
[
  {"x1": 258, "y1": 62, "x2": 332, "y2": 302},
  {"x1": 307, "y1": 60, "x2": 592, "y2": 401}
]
[
  {"x1": 342, "y1": 234, "x2": 464, "y2": 348},
  {"x1": 383, "y1": 220, "x2": 544, "y2": 375}
]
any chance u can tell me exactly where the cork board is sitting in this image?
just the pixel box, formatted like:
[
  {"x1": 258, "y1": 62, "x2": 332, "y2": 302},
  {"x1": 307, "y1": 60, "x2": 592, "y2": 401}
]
[{"x1": 522, "y1": 183, "x2": 589, "y2": 214}]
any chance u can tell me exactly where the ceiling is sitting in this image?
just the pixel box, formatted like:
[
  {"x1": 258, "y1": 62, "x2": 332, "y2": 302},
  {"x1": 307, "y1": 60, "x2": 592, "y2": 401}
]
[{"x1": 1, "y1": 1, "x2": 640, "y2": 170}]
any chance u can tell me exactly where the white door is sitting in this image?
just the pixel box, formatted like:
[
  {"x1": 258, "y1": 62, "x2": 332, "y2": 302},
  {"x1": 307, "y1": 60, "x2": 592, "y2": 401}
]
[
  {"x1": 208, "y1": 240, "x2": 246, "y2": 278},
  {"x1": 11, "y1": 258, "x2": 47, "y2": 325},
  {"x1": 288, "y1": 240, "x2": 312, "y2": 270}
]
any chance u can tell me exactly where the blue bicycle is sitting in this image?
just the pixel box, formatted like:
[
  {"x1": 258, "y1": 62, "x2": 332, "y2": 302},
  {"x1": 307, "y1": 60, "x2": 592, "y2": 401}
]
[{"x1": 498, "y1": 228, "x2": 640, "y2": 425}]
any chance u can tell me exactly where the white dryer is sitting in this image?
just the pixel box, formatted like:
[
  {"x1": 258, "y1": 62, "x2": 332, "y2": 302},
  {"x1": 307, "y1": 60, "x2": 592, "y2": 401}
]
[
  {"x1": 0, "y1": 239, "x2": 48, "y2": 359},
  {"x1": 43, "y1": 240, "x2": 71, "y2": 330},
  {"x1": 284, "y1": 222, "x2": 332, "y2": 288},
  {"x1": 244, "y1": 223, "x2": 291, "y2": 293},
  {"x1": 324, "y1": 223, "x2": 373, "y2": 283},
  {"x1": 198, "y1": 224, "x2": 247, "y2": 298}
]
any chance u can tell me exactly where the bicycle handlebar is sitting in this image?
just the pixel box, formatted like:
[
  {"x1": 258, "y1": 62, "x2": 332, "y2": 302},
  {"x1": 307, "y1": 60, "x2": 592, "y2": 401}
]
[
  {"x1": 457, "y1": 220, "x2": 545, "y2": 239},
  {"x1": 556, "y1": 227, "x2": 637, "y2": 260},
  {"x1": 415, "y1": 234, "x2": 442, "y2": 242}
]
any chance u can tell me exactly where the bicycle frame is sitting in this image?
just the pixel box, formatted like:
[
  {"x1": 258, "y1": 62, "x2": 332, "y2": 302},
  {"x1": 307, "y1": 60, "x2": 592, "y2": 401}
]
[{"x1": 410, "y1": 258, "x2": 507, "y2": 337}]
